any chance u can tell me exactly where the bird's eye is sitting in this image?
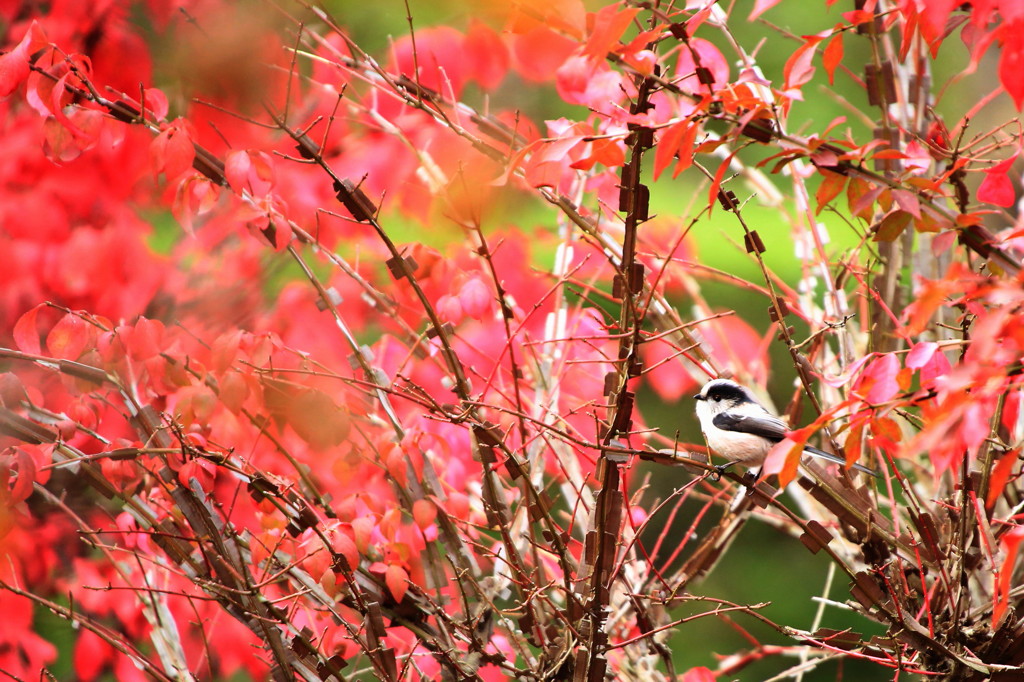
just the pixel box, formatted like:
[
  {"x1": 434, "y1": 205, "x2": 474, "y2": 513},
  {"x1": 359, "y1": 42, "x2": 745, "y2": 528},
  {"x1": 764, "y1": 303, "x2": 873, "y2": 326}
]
[{"x1": 712, "y1": 396, "x2": 720, "y2": 402}]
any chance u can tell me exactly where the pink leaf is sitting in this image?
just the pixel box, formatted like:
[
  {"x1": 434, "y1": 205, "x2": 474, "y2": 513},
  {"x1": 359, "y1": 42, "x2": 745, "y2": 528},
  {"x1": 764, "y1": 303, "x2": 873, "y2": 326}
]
[
  {"x1": 458, "y1": 278, "x2": 492, "y2": 319},
  {"x1": 783, "y1": 33, "x2": 828, "y2": 93},
  {"x1": 749, "y1": 0, "x2": 782, "y2": 21},
  {"x1": 676, "y1": 38, "x2": 728, "y2": 92},
  {"x1": 905, "y1": 342, "x2": 938, "y2": 369},
  {"x1": 859, "y1": 354, "x2": 901, "y2": 404}
]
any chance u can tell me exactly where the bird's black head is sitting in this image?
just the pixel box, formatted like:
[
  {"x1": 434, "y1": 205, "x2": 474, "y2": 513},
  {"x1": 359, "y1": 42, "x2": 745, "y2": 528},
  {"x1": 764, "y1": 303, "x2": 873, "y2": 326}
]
[{"x1": 693, "y1": 379, "x2": 755, "y2": 405}]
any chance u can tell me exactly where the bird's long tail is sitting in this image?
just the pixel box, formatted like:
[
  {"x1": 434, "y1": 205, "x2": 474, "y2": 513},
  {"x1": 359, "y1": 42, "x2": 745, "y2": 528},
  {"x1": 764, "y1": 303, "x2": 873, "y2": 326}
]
[{"x1": 804, "y1": 445, "x2": 880, "y2": 477}]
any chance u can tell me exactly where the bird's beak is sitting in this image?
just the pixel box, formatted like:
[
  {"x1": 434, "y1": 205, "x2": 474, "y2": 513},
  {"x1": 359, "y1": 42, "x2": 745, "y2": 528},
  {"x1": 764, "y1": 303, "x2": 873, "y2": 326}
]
[{"x1": 693, "y1": 394, "x2": 703, "y2": 400}]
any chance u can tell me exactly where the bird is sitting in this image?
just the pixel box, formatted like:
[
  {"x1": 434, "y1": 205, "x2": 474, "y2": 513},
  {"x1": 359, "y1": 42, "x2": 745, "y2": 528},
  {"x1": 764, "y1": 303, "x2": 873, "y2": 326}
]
[{"x1": 693, "y1": 378, "x2": 879, "y2": 477}]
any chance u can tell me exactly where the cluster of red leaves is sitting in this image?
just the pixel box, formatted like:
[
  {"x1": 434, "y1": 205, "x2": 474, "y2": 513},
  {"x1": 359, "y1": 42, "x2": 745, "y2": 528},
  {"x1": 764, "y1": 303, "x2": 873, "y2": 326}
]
[{"x1": 0, "y1": 2, "x2": 634, "y2": 676}]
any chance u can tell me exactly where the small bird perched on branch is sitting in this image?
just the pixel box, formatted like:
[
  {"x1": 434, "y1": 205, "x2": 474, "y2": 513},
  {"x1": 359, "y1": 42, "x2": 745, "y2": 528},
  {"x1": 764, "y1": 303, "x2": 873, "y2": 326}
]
[{"x1": 693, "y1": 378, "x2": 879, "y2": 477}]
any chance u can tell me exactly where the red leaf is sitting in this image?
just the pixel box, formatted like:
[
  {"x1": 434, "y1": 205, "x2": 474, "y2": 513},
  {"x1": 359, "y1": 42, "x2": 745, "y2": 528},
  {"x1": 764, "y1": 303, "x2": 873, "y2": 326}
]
[
  {"x1": 142, "y1": 87, "x2": 169, "y2": 120},
  {"x1": 510, "y1": 25, "x2": 577, "y2": 83},
  {"x1": 977, "y1": 153, "x2": 1018, "y2": 207},
  {"x1": 681, "y1": 667, "x2": 716, "y2": 682},
  {"x1": 172, "y1": 173, "x2": 219, "y2": 235},
  {"x1": 904, "y1": 277, "x2": 961, "y2": 336},
  {"x1": 385, "y1": 563, "x2": 409, "y2": 603},
  {"x1": 127, "y1": 318, "x2": 165, "y2": 360},
  {"x1": 1, "y1": 447, "x2": 37, "y2": 505},
  {"x1": 178, "y1": 459, "x2": 215, "y2": 492},
  {"x1": 225, "y1": 150, "x2": 274, "y2": 196},
  {"x1": 151, "y1": 118, "x2": 196, "y2": 179},
  {"x1": 463, "y1": 20, "x2": 509, "y2": 91},
  {"x1": 42, "y1": 108, "x2": 104, "y2": 163},
  {"x1": 0, "y1": 21, "x2": 48, "y2": 98},
  {"x1": 74, "y1": 628, "x2": 115, "y2": 682},
  {"x1": 13, "y1": 305, "x2": 44, "y2": 355},
  {"x1": 330, "y1": 528, "x2": 360, "y2": 570},
  {"x1": 999, "y1": 19, "x2": 1024, "y2": 110}
]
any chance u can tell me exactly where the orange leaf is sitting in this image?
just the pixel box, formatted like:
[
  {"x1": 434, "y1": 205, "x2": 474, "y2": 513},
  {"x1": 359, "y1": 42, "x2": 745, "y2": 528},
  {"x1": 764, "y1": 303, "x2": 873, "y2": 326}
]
[
  {"x1": 844, "y1": 419, "x2": 866, "y2": 468},
  {"x1": 994, "y1": 527, "x2": 1024, "y2": 627},
  {"x1": 287, "y1": 389, "x2": 352, "y2": 451},
  {"x1": 706, "y1": 151, "x2": 737, "y2": 214},
  {"x1": 815, "y1": 169, "x2": 846, "y2": 214},
  {"x1": 653, "y1": 119, "x2": 689, "y2": 180},
  {"x1": 847, "y1": 175, "x2": 881, "y2": 219},
  {"x1": 763, "y1": 438, "x2": 804, "y2": 488},
  {"x1": 412, "y1": 499, "x2": 437, "y2": 530},
  {"x1": 783, "y1": 33, "x2": 827, "y2": 92},
  {"x1": 46, "y1": 313, "x2": 90, "y2": 360},
  {"x1": 873, "y1": 210, "x2": 912, "y2": 242},
  {"x1": 823, "y1": 29, "x2": 844, "y2": 85},
  {"x1": 385, "y1": 564, "x2": 409, "y2": 603},
  {"x1": 584, "y1": 4, "x2": 641, "y2": 61},
  {"x1": 986, "y1": 449, "x2": 1019, "y2": 510}
]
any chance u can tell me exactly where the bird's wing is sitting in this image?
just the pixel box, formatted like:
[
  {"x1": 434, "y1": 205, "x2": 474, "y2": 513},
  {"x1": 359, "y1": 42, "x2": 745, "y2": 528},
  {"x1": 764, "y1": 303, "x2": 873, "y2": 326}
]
[{"x1": 712, "y1": 411, "x2": 789, "y2": 442}]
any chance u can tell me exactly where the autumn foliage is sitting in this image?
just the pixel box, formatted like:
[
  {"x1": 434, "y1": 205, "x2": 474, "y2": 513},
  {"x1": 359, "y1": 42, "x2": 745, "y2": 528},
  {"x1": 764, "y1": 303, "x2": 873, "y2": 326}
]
[{"x1": 2, "y1": 0, "x2": 1024, "y2": 680}]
